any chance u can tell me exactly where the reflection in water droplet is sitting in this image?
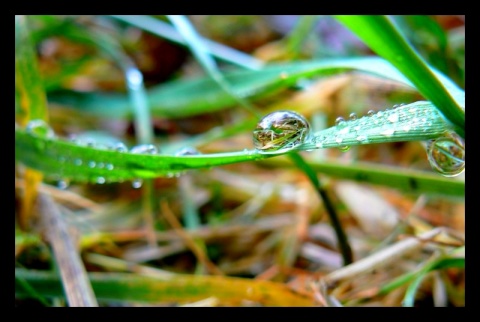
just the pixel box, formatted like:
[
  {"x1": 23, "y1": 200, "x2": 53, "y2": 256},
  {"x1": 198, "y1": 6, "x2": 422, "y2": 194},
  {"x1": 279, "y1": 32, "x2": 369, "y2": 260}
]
[
  {"x1": 26, "y1": 120, "x2": 55, "y2": 138},
  {"x1": 132, "y1": 179, "x2": 143, "y2": 189},
  {"x1": 253, "y1": 110, "x2": 311, "y2": 152},
  {"x1": 426, "y1": 132, "x2": 465, "y2": 177}
]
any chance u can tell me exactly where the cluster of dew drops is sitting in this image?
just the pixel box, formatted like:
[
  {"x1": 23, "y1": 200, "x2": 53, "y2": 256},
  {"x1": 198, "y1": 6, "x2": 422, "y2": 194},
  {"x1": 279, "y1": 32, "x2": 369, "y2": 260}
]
[
  {"x1": 252, "y1": 105, "x2": 465, "y2": 178},
  {"x1": 23, "y1": 119, "x2": 201, "y2": 190}
]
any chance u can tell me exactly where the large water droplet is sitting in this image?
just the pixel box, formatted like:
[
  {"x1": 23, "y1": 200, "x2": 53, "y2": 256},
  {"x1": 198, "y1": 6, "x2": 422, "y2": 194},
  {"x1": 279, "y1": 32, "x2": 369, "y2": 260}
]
[
  {"x1": 426, "y1": 132, "x2": 465, "y2": 177},
  {"x1": 253, "y1": 110, "x2": 311, "y2": 152},
  {"x1": 367, "y1": 110, "x2": 375, "y2": 116},
  {"x1": 349, "y1": 113, "x2": 357, "y2": 121},
  {"x1": 130, "y1": 144, "x2": 158, "y2": 154},
  {"x1": 26, "y1": 120, "x2": 55, "y2": 138},
  {"x1": 96, "y1": 177, "x2": 106, "y2": 184}
]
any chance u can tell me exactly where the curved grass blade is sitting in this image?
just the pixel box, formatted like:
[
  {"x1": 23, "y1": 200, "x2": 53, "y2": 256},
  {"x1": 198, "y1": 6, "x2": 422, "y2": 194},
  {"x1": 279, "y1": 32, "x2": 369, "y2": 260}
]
[
  {"x1": 16, "y1": 101, "x2": 460, "y2": 185},
  {"x1": 15, "y1": 269, "x2": 315, "y2": 306},
  {"x1": 334, "y1": 15, "x2": 464, "y2": 137},
  {"x1": 48, "y1": 56, "x2": 464, "y2": 120},
  {"x1": 15, "y1": 15, "x2": 50, "y2": 229},
  {"x1": 109, "y1": 15, "x2": 264, "y2": 70},
  {"x1": 167, "y1": 15, "x2": 260, "y2": 117}
]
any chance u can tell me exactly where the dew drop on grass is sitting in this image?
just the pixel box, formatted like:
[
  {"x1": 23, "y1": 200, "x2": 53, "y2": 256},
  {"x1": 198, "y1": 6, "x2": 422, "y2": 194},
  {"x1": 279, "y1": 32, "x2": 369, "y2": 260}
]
[
  {"x1": 380, "y1": 129, "x2": 395, "y2": 137},
  {"x1": 130, "y1": 144, "x2": 158, "y2": 154},
  {"x1": 338, "y1": 145, "x2": 350, "y2": 152},
  {"x1": 426, "y1": 132, "x2": 465, "y2": 177},
  {"x1": 367, "y1": 110, "x2": 375, "y2": 116},
  {"x1": 96, "y1": 177, "x2": 106, "y2": 184},
  {"x1": 26, "y1": 119, "x2": 55, "y2": 138},
  {"x1": 132, "y1": 179, "x2": 143, "y2": 189},
  {"x1": 387, "y1": 113, "x2": 399, "y2": 123},
  {"x1": 175, "y1": 147, "x2": 201, "y2": 156},
  {"x1": 57, "y1": 179, "x2": 69, "y2": 190},
  {"x1": 88, "y1": 161, "x2": 96, "y2": 168},
  {"x1": 335, "y1": 117, "x2": 346, "y2": 127},
  {"x1": 114, "y1": 143, "x2": 128, "y2": 152},
  {"x1": 253, "y1": 110, "x2": 311, "y2": 152},
  {"x1": 349, "y1": 113, "x2": 357, "y2": 121}
]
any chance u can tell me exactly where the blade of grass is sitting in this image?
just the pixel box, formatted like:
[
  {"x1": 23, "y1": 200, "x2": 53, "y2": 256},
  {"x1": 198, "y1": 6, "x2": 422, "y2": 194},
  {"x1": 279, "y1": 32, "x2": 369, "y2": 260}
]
[
  {"x1": 109, "y1": 15, "x2": 264, "y2": 70},
  {"x1": 15, "y1": 269, "x2": 315, "y2": 306},
  {"x1": 167, "y1": 15, "x2": 261, "y2": 118},
  {"x1": 289, "y1": 153, "x2": 353, "y2": 265},
  {"x1": 261, "y1": 158, "x2": 464, "y2": 197},
  {"x1": 37, "y1": 192, "x2": 98, "y2": 306},
  {"x1": 334, "y1": 15, "x2": 464, "y2": 137},
  {"x1": 15, "y1": 15, "x2": 50, "y2": 230},
  {"x1": 15, "y1": 101, "x2": 462, "y2": 188},
  {"x1": 48, "y1": 56, "x2": 464, "y2": 121}
]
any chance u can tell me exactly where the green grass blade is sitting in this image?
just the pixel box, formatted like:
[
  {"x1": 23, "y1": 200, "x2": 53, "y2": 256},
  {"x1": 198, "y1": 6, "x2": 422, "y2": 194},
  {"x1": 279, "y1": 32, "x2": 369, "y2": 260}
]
[
  {"x1": 167, "y1": 15, "x2": 260, "y2": 117},
  {"x1": 15, "y1": 269, "x2": 314, "y2": 306},
  {"x1": 109, "y1": 15, "x2": 264, "y2": 70},
  {"x1": 262, "y1": 158, "x2": 464, "y2": 197},
  {"x1": 334, "y1": 15, "x2": 464, "y2": 137},
  {"x1": 15, "y1": 101, "x2": 460, "y2": 186},
  {"x1": 402, "y1": 257, "x2": 464, "y2": 307},
  {"x1": 15, "y1": 15, "x2": 49, "y2": 124},
  {"x1": 49, "y1": 56, "x2": 464, "y2": 120}
]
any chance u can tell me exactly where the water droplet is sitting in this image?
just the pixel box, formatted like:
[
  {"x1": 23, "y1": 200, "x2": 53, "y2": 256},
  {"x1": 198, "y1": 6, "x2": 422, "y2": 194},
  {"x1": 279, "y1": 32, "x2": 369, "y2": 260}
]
[
  {"x1": 426, "y1": 132, "x2": 465, "y2": 177},
  {"x1": 335, "y1": 137, "x2": 343, "y2": 144},
  {"x1": 130, "y1": 144, "x2": 158, "y2": 154},
  {"x1": 74, "y1": 159, "x2": 83, "y2": 166},
  {"x1": 349, "y1": 113, "x2": 357, "y2": 120},
  {"x1": 387, "y1": 113, "x2": 399, "y2": 123},
  {"x1": 114, "y1": 143, "x2": 128, "y2": 152},
  {"x1": 106, "y1": 163, "x2": 114, "y2": 170},
  {"x1": 96, "y1": 177, "x2": 106, "y2": 184},
  {"x1": 175, "y1": 147, "x2": 201, "y2": 156},
  {"x1": 26, "y1": 120, "x2": 55, "y2": 138},
  {"x1": 97, "y1": 162, "x2": 105, "y2": 169},
  {"x1": 279, "y1": 72, "x2": 288, "y2": 80},
  {"x1": 380, "y1": 129, "x2": 395, "y2": 137},
  {"x1": 356, "y1": 135, "x2": 367, "y2": 142},
  {"x1": 335, "y1": 117, "x2": 346, "y2": 127},
  {"x1": 88, "y1": 161, "x2": 96, "y2": 168},
  {"x1": 403, "y1": 126, "x2": 411, "y2": 132},
  {"x1": 132, "y1": 179, "x2": 143, "y2": 189},
  {"x1": 253, "y1": 110, "x2": 311, "y2": 152},
  {"x1": 367, "y1": 110, "x2": 375, "y2": 116},
  {"x1": 57, "y1": 179, "x2": 69, "y2": 189},
  {"x1": 338, "y1": 145, "x2": 350, "y2": 152},
  {"x1": 393, "y1": 104, "x2": 399, "y2": 108}
]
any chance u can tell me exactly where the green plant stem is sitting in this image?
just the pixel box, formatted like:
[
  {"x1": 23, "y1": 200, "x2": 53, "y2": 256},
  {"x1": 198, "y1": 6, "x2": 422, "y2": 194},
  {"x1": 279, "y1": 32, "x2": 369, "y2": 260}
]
[{"x1": 289, "y1": 153, "x2": 353, "y2": 265}]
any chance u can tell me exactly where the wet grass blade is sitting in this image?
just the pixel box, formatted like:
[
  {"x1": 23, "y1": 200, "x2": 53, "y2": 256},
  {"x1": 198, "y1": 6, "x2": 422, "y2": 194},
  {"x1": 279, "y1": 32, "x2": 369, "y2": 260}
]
[
  {"x1": 334, "y1": 15, "x2": 464, "y2": 137},
  {"x1": 15, "y1": 101, "x2": 460, "y2": 187},
  {"x1": 15, "y1": 269, "x2": 315, "y2": 306}
]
